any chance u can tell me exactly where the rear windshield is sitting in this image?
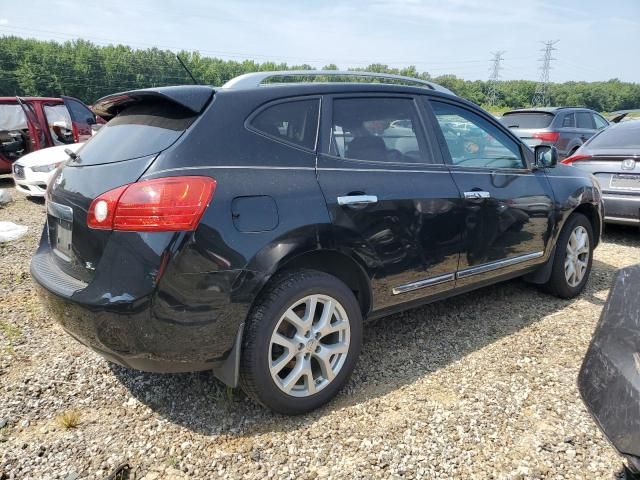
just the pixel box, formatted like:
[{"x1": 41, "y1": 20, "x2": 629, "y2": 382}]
[
  {"x1": 500, "y1": 112, "x2": 554, "y2": 129},
  {"x1": 588, "y1": 124, "x2": 640, "y2": 149},
  {"x1": 72, "y1": 100, "x2": 197, "y2": 165}
]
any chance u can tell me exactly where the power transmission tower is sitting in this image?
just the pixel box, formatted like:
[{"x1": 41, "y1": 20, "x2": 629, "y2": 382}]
[
  {"x1": 487, "y1": 51, "x2": 505, "y2": 106},
  {"x1": 531, "y1": 40, "x2": 559, "y2": 106}
]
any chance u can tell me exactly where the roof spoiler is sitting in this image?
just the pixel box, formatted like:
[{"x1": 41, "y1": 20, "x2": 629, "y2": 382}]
[{"x1": 93, "y1": 85, "x2": 215, "y2": 120}]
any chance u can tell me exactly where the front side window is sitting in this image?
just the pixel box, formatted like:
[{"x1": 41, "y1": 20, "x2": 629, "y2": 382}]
[
  {"x1": 430, "y1": 101, "x2": 524, "y2": 169},
  {"x1": 576, "y1": 112, "x2": 595, "y2": 129},
  {"x1": 44, "y1": 104, "x2": 73, "y2": 145},
  {"x1": 593, "y1": 114, "x2": 608, "y2": 129},
  {"x1": 250, "y1": 98, "x2": 319, "y2": 150},
  {"x1": 330, "y1": 97, "x2": 429, "y2": 164}
]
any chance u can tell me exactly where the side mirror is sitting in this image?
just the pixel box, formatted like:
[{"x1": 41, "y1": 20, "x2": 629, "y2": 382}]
[{"x1": 534, "y1": 145, "x2": 558, "y2": 168}]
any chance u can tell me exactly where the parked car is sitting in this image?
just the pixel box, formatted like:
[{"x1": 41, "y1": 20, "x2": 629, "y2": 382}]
[
  {"x1": 12, "y1": 143, "x2": 83, "y2": 197},
  {"x1": 500, "y1": 107, "x2": 610, "y2": 159},
  {"x1": 31, "y1": 71, "x2": 603, "y2": 414},
  {"x1": 0, "y1": 96, "x2": 98, "y2": 174},
  {"x1": 562, "y1": 120, "x2": 640, "y2": 226},
  {"x1": 579, "y1": 264, "x2": 640, "y2": 480}
]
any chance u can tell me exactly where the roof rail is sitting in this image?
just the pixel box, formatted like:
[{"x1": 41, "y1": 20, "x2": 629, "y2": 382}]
[{"x1": 221, "y1": 70, "x2": 455, "y2": 96}]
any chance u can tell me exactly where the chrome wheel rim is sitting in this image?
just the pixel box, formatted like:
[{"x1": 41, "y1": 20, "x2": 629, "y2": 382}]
[
  {"x1": 564, "y1": 225, "x2": 590, "y2": 287},
  {"x1": 269, "y1": 294, "x2": 351, "y2": 397}
]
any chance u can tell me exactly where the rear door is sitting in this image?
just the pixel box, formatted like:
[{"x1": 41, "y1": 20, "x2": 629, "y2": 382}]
[
  {"x1": 316, "y1": 94, "x2": 464, "y2": 311},
  {"x1": 16, "y1": 97, "x2": 45, "y2": 152},
  {"x1": 61, "y1": 96, "x2": 95, "y2": 142},
  {"x1": 426, "y1": 99, "x2": 554, "y2": 287},
  {"x1": 576, "y1": 111, "x2": 597, "y2": 144}
]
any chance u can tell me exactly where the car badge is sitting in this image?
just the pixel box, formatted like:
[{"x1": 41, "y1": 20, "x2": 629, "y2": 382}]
[{"x1": 621, "y1": 158, "x2": 636, "y2": 171}]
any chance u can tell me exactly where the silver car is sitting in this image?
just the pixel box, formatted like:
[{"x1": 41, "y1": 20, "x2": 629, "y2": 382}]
[
  {"x1": 501, "y1": 107, "x2": 609, "y2": 159},
  {"x1": 562, "y1": 120, "x2": 640, "y2": 226}
]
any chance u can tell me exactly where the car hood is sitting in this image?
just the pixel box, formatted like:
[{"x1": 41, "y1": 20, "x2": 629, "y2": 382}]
[{"x1": 15, "y1": 143, "x2": 84, "y2": 168}]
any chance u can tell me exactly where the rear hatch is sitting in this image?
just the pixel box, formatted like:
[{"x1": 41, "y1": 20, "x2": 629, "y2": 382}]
[
  {"x1": 45, "y1": 86, "x2": 214, "y2": 282},
  {"x1": 500, "y1": 111, "x2": 555, "y2": 146}
]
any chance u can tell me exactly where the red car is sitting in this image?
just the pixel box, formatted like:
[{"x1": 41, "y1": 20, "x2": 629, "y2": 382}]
[{"x1": 0, "y1": 96, "x2": 99, "y2": 174}]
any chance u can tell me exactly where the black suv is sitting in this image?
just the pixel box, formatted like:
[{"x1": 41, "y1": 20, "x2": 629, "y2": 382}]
[
  {"x1": 31, "y1": 71, "x2": 603, "y2": 414},
  {"x1": 500, "y1": 107, "x2": 610, "y2": 159}
]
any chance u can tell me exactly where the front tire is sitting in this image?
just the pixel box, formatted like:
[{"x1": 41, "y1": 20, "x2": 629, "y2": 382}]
[
  {"x1": 240, "y1": 269, "x2": 363, "y2": 415},
  {"x1": 542, "y1": 213, "x2": 594, "y2": 298}
]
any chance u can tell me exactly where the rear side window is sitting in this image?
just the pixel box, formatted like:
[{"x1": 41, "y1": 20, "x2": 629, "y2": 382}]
[
  {"x1": 576, "y1": 112, "x2": 595, "y2": 129},
  {"x1": 500, "y1": 112, "x2": 554, "y2": 129},
  {"x1": 250, "y1": 99, "x2": 319, "y2": 150},
  {"x1": 65, "y1": 98, "x2": 95, "y2": 124},
  {"x1": 589, "y1": 125, "x2": 640, "y2": 149},
  {"x1": 562, "y1": 113, "x2": 575, "y2": 128},
  {"x1": 43, "y1": 104, "x2": 73, "y2": 145},
  {"x1": 593, "y1": 114, "x2": 608, "y2": 129},
  {"x1": 73, "y1": 101, "x2": 196, "y2": 165},
  {"x1": 330, "y1": 97, "x2": 430, "y2": 164}
]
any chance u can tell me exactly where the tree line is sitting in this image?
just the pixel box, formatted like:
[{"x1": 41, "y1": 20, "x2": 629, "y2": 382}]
[{"x1": 1, "y1": 36, "x2": 639, "y2": 112}]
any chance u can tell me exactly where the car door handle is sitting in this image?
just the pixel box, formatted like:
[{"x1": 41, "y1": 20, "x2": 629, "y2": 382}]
[
  {"x1": 464, "y1": 191, "x2": 491, "y2": 200},
  {"x1": 337, "y1": 195, "x2": 378, "y2": 207}
]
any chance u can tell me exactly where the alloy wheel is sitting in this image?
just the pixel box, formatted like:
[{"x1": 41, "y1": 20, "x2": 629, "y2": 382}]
[
  {"x1": 564, "y1": 225, "x2": 590, "y2": 287},
  {"x1": 269, "y1": 294, "x2": 351, "y2": 397}
]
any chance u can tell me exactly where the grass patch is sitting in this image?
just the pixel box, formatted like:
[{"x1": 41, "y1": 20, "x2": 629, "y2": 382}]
[
  {"x1": 56, "y1": 410, "x2": 81, "y2": 429},
  {"x1": 0, "y1": 321, "x2": 21, "y2": 341}
]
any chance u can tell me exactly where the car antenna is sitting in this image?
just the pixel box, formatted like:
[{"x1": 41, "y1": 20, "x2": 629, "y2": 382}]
[{"x1": 176, "y1": 55, "x2": 199, "y2": 85}]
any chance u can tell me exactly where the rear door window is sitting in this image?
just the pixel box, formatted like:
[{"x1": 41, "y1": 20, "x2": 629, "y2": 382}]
[
  {"x1": 329, "y1": 97, "x2": 430, "y2": 164},
  {"x1": 576, "y1": 112, "x2": 595, "y2": 129},
  {"x1": 72, "y1": 100, "x2": 197, "y2": 165},
  {"x1": 500, "y1": 112, "x2": 554, "y2": 129},
  {"x1": 561, "y1": 113, "x2": 575, "y2": 128},
  {"x1": 249, "y1": 98, "x2": 320, "y2": 151}
]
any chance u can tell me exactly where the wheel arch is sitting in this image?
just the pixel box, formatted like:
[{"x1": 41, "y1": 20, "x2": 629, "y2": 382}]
[{"x1": 572, "y1": 202, "x2": 601, "y2": 247}]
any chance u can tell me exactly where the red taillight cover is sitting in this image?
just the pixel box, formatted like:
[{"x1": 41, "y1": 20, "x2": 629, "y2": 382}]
[
  {"x1": 533, "y1": 131, "x2": 560, "y2": 142},
  {"x1": 561, "y1": 154, "x2": 592, "y2": 165},
  {"x1": 88, "y1": 176, "x2": 216, "y2": 231}
]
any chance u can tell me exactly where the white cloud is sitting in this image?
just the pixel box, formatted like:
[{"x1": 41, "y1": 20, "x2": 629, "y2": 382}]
[{"x1": 0, "y1": 18, "x2": 9, "y2": 25}]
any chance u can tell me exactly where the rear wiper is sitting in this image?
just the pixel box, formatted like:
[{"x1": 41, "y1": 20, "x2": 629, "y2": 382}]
[{"x1": 64, "y1": 148, "x2": 79, "y2": 161}]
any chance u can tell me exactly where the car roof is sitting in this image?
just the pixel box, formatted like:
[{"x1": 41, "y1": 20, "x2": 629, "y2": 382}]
[
  {"x1": 503, "y1": 106, "x2": 592, "y2": 115},
  {"x1": 0, "y1": 97, "x2": 63, "y2": 103}
]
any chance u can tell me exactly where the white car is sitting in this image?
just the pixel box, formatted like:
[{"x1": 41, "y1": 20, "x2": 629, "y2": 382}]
[{"x1": 12, "y1": 143, "x2": 84, "y2": 197}]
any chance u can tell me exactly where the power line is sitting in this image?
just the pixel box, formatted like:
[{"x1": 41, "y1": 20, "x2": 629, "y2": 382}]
[
  {"x1": 531, "y1": 40, "x2": 559, "y2": 106},
  {"x1": 487, "y1": 51, "x2": 505, "y2": 106}
]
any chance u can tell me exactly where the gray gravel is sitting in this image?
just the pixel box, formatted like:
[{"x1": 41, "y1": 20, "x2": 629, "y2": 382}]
[{"x1": 1, "y1": 177, "x2": 638, "y2": 479}]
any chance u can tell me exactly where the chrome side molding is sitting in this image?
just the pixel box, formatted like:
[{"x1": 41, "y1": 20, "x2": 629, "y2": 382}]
[
  {"x1": 392, "y1": 273, "x2": 455, "y2": 295},
  {"x1": 392, "y1": 251, "x2": 544, "y2": 294}
]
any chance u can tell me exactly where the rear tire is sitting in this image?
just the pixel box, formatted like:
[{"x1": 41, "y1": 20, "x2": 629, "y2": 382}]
[
  {"x1": 542, "y1": 213, "x2": 594, "y2": 298},
  {"x1": 239, "y1": 269, "x2": 363, "y2": 415}
]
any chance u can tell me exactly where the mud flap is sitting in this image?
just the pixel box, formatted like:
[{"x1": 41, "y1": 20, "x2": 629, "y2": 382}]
[{"x1": 212, "y1": 322, "x2": 244, "y2": 388}]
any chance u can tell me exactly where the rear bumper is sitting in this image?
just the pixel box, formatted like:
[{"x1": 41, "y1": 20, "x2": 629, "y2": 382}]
[
  {"x1": 602, "y1": 193, "x2": 640, "y2": 225},
  {"x1": 30, "y1": 230, "x2": 258, "y2": 384},
  {"x1": 578, "y1": 265, "x2": 640, "y2": 465}
]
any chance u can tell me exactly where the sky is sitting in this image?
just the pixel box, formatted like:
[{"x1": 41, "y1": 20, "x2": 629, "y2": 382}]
[{"x1": 0, "y1": 0, "x2": 639, "y2": 83}]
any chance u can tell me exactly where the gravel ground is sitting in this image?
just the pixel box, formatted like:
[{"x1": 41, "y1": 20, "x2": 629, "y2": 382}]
[{"x1": 1, "y1": 176, "x2": 638, "y2": 480}]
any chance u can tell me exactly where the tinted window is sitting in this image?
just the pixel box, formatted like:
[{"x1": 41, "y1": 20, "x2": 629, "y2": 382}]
[
  {"x1": 250, "y1": 99, "x2": 319, "y2": 150},
  {"x1": 330, "y1": 97, "x2": 429, "y2": 163},
  {"x1": 593, "y1": 114, "x2": 608, "y2": 129},
  {"x1": 74, "y1": 100, "x2": 196, "y2": 165},
  {"x1": 500, "y1": 112, "x2": 554, "y2": 129},
  {"x1": 66, "y1": 98, "x2": 95, "y2": 123},
  {"x1": 588, "y1": 124, "x2": 640, "y2": 149},
  {"x1": 576, "y1": 112, "x2": 595, "y2": 129},
  {"x1": 431, "y1": 101, "x2": 524, "y2": 169},
  {"x1": 562, "y1": 113, "x2": 575, "y2": 128}
]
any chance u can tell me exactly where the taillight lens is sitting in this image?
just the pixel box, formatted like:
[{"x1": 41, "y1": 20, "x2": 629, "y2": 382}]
[
  {"x1": 87, "y1": 176, "x2": 216, "y2": 231},
  {"x1": 561, "y1": 154, "x2": 592, "y2": 165},
  {"x1": 533, "y1": 131, "x2": 560, "y2": 142}
]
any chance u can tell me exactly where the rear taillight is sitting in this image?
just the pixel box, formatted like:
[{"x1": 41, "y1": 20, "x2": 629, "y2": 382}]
[
  {"x1": 561, "y1": 154, "x2": 592, "y2": 165},
  {"x1": 533, "y1": 131, "x2": 560, "y2": 142},
  {"x1": 87, "y1": 176, "x2": 216, "y2": 231}
]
